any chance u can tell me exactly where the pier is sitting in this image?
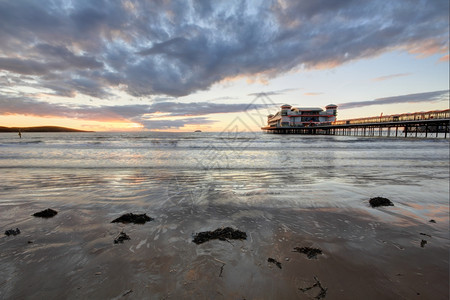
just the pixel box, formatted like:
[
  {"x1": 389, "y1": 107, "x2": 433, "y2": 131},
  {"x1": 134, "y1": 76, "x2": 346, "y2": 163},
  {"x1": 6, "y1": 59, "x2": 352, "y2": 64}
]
[{"x1": 262, "y1": 109, "x2": 450, "y2": 138}]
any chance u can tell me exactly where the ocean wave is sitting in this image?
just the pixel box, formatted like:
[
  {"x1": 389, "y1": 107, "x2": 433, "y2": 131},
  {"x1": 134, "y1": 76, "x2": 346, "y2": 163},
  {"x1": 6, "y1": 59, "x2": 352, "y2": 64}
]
[{"x1": 0, "y1": 140, "x2": 44, "y2": 146}]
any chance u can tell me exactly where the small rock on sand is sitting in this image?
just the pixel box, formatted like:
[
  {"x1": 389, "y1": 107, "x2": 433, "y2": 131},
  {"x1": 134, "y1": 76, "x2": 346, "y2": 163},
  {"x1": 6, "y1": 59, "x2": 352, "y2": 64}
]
[
  {"x1": 369, "y1": 197, "x2": 394, "y2": 208},
  {"x1": 33, "y1": 208, "x2": 58, "y2": 218}
]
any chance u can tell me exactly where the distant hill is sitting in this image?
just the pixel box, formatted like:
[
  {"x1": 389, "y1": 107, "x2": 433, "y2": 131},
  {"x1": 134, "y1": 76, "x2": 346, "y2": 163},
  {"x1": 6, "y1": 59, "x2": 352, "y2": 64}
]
[{"x1": 0, "y1": 126, "x2": 92, "y2": 132}]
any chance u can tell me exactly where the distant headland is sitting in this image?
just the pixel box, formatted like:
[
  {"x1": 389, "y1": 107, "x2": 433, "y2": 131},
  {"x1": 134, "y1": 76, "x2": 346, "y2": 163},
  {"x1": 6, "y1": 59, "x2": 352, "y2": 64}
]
[{"x1": 0, "y1": 126, "x2": 92, "y2": 132}]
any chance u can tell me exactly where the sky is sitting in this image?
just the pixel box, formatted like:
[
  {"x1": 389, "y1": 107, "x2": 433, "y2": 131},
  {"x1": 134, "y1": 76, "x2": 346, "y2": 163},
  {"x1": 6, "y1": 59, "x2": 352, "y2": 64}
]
[{"x1": 0, "y1": 0, "x2": 448, "y2": 132}]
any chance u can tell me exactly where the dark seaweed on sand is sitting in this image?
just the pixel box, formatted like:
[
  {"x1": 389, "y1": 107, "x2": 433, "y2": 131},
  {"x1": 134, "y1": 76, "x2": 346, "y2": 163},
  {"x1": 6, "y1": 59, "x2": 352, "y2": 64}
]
[
  {"x1": 114, "y1": 232, "x2": 131, "y2": 244},
  {"x1": 5, "y1": 228, "x2": 21, "y2": 236},
  {"x1": 267, "y1": 258, "x2": 282, "y2": 269},
  {"x1": 192, "y1": 227, "x2": 247, "y2": 244},
  {"x1": 111, "y1": 213, "x2": 153, "y2": 224},
  {"x1": 33, "y1": 208, "x2": 58, "y2": 218},
  {"x1": 293, "y1": 247, "x2": 323, "y2": 259},
  {"x1": 299, "y1": 276, "x2": 327, "y2": 299},
  {"x1": 369, "y1": 197, "x2": 394, "y2": 208}
]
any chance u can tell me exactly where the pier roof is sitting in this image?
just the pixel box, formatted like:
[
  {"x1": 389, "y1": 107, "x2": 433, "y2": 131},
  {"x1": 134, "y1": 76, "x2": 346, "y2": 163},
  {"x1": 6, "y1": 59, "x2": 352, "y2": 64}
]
[{"x1": 293, "y1": 107, "x2": 323, "y2": 111}]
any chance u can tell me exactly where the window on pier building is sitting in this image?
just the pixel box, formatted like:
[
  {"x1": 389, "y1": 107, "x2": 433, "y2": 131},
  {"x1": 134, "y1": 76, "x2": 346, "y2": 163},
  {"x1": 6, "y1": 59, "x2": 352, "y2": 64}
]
[{"x1": 302, "y1": 111, "x2": 318, "y2": 115}]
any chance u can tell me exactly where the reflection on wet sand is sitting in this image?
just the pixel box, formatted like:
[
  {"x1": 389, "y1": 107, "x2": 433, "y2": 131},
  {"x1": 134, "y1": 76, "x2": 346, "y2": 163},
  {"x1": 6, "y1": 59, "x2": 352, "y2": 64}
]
[{"x1": 0, "y1": 166, "x2": 448, "y2": 299}]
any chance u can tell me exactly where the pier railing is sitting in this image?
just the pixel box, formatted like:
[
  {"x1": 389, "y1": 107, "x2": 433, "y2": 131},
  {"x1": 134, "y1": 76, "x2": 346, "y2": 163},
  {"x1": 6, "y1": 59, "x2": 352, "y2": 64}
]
[{"x1": 332, "y1": 109, "x2": 449, "y2": 125}]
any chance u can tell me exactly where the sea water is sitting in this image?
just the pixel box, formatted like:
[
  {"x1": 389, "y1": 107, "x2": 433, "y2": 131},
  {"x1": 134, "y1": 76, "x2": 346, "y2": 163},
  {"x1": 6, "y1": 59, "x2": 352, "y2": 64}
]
[{"x1": 0, "y1": 132, "x2": 448, "y2": 210}]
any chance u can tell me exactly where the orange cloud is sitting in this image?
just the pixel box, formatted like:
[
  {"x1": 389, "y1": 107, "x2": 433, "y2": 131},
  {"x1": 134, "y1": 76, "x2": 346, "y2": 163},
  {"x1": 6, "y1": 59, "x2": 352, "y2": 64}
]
[
  {"x1": 406, "y1": 39, "x2": 449, "y2": 58},
  {"x1": 439, "y1": 54, "x2": 449, "y2": 62},
  {"x1": 306, "y1": 59, "x2": 341, "y2": 70},
  {"x1": 372, "y1": 73, "x2": 411, "y2": 82}
]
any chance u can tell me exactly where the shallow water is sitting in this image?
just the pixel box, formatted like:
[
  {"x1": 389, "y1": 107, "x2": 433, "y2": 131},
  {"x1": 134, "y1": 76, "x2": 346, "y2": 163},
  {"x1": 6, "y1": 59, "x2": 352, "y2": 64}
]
[{"x1": 0, "y1": 132, "x2": 449, "y2": 299}]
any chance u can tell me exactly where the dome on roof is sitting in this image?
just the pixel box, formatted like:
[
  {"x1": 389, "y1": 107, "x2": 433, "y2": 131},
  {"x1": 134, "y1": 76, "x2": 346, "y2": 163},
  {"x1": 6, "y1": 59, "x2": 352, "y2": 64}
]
[
  {"x1": 326, "y1": 104, "x2": 337, "y2": 107},
  {"x1": 281, "y1": 104, "x2": 292, "y2": 108}
]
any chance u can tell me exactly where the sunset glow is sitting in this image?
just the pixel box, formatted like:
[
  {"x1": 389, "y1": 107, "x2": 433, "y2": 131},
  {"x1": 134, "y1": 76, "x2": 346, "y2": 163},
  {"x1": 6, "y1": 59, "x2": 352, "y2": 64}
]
[{"x1": 0, "y1": 0, "x2": 448, "y2": 131}]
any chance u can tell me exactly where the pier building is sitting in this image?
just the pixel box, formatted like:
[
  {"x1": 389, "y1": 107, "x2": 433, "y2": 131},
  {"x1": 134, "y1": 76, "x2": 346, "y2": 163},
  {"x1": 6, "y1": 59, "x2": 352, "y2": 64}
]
[{"x1": 266, "y1": 104, "x2": 338, "y2": 128}]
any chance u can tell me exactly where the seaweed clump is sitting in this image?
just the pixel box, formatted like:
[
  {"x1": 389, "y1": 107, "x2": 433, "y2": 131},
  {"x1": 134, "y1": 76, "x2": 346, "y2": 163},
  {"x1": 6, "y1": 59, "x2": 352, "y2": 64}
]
[
  {"x1": 369, "y1": 197, "x2": 394, "y2": 208},
  {"x1": 5, "y1": 228, "x2": 21, "y2": 236},
  {"x1": 268, "y1": 258, "x2": 282, "y2": 269},
  {"x1": 299, "y1": 276, "x2": 327, "y2": 299},
  {"x1": 114, "y1": 231, "x2": 131, "y2": 244},
  {"x1": 33, "y1": 208, "x2": 58, "y2": 218},
  {"x1": 111, "y1": 213, "x2": 153, "y2": 224},
  {"x1": 293, "y1": 247, "x2": 323, "y2": 259},
  {"x1": 192, "y1": 227, "x2": 247, "y2": 244}
]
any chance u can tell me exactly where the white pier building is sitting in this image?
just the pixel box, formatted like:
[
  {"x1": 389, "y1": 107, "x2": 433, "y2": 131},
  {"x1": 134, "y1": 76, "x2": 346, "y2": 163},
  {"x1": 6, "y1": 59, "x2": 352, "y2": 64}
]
[{"x1": 266, "y1": 104, "x2": 338, "y2": 128}]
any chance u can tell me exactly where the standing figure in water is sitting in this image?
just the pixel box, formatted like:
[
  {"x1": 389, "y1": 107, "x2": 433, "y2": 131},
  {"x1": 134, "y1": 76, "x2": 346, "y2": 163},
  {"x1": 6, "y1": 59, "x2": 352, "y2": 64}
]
[{"x1": 18, "y1": 130, "x2": 22, "y2": 139}]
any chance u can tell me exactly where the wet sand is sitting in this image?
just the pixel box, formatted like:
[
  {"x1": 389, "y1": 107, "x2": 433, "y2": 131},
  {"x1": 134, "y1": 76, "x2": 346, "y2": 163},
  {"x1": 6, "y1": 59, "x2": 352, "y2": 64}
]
[
  {"x1": 1, "y1": 201, "x2": 448, "y2": 299},
  {"x1": 1, "y1": 132, "x2": 449, "y2": 299}
]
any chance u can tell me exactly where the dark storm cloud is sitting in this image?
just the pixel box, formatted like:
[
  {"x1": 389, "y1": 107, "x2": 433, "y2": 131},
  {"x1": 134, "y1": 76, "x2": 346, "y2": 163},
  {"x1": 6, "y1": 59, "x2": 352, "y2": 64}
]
[
  {"x1": 0, "y1": 57, "x2": 50, "y2": 75},
  {"x1": 39, "y1": 76, "x2": 111, "y2": 98},
  {"x1": 0, "y1": 0, "x2": 448, "y2": 100},
  {"x1": 338, "y1": 90, "x2": 449, "y2": 109},
  {"x1": 34, "y1": 44, "x2": 103, "y2": 70}
]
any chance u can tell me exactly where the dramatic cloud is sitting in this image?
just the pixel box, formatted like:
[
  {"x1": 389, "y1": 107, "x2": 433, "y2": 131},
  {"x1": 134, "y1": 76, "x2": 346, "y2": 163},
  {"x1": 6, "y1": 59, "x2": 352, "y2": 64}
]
[
  {"x1": 140, "y1": 117, "x2": 216, "y2": 130},
  {"x1": 145, "y1": 102, "x2": 267, "y2": 117},
  {"x1": 0, "y1": 0, "x2": 447, "y2": 99},
  {"x1": 0, "y1": 96, "x2": 266, "y2": 129},
  {"x1": 372, "y1": 73, "x2": 411, "y2": 82},
  {"x1": 338, "y1": 90, "x2": 449, "y2": 109},
  {"x1": 247, "y1": 88, "x2": 300, "y2": 97},
  {"x1": 0, "y1": 96, "x2": 144, "y2": 121}
]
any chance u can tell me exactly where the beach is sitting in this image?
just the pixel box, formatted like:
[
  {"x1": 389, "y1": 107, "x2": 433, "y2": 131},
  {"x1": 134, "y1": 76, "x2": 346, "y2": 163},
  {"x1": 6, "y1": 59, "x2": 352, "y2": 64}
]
[{"x1": 0, "y1": 132, "x2": 449, "y2": 299}]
